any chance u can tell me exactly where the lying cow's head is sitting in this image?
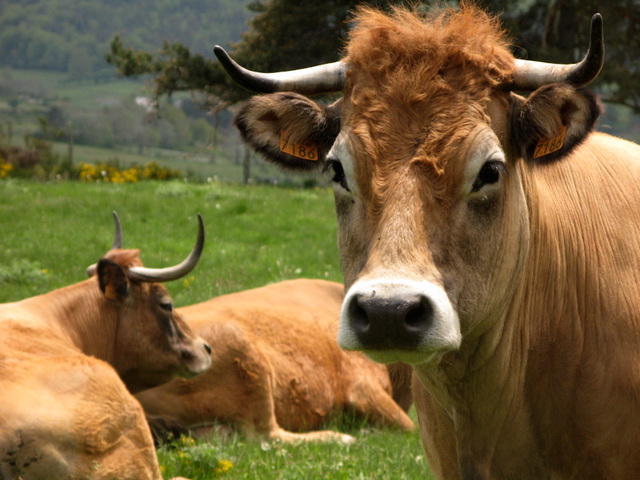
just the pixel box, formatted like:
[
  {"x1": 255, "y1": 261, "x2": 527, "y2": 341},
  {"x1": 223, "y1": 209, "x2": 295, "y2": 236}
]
[
  {"x1": 220, "y1": 6, "x2": 603, "y2": 365},
  {"x1": 87, "y1": 213, "x2": 212, "y2": 392}
]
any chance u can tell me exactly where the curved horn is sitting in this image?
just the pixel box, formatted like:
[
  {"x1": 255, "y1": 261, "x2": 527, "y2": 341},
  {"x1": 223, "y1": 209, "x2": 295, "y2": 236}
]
[
  {"x1": 127, "y1": 214, "x2": 205, "y2": 283},
  {"x1": 511, "y1": 14, "x2": 604, "y2": 91},
  {"x1": 86, "y1": 211, "x2": 124, "y2": 277},
  {"x1": 214, "y1": 45, "x2": 346, "y2": 95},
  {"x1": 111, "y1": 211, "x2": 123, "y2": 249}
]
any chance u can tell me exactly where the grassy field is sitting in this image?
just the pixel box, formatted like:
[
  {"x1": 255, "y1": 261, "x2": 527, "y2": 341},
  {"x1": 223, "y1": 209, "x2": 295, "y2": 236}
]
[
  {"x1": 0, "y1": 179, "x2": 432, "y2": 480},
  {"x1": 0, "y1": 179, "x2": 342, "y2": 304}
]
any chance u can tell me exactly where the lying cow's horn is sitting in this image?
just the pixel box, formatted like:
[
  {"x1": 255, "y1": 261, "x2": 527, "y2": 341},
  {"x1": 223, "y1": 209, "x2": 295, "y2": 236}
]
[
  {"x1": 86, "y1": 211, "x2": 124, "y2": 277},
  {"x1": 511, "y1": 14, "x2": 604, "y2": 91},
  {"x1": 111, "y1": 211, "x2": 123, "y2": 249},
  {"x1": 214, "y1": 45, "x2": 346, "y2": 95},
  {"x1": 127, "y1": 214, "x2": 205, "y2": 283}
]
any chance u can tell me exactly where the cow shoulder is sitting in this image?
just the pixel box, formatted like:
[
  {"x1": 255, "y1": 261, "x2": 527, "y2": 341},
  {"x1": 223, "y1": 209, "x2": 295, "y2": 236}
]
[
  {"x1": 234, "y1": 92, "x2": 341, "y2": 171},
  {"x1": 511, "y1": 84, "x2": 602, "y2": 162}
]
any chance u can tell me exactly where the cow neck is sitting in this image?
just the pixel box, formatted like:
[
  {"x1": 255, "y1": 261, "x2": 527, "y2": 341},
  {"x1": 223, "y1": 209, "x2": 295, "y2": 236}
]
[
  {"x1": 413, "y1": 289, "x2": 534, "y2": 472},
  {"x1": 22, "y1": 277, "x2": 119, "y2": 363}
]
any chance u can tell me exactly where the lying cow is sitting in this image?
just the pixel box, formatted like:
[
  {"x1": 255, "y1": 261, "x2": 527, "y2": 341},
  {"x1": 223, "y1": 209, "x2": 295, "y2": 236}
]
[
  {"x1": 0, "y1": 213, "x2": 211, "y2": 480},
  {"x1": 136, "y1": 278, "x2": 415, "y2": 444},
  {"x1": 216, "y1": 4, "x2": 640, "y2": 480}
]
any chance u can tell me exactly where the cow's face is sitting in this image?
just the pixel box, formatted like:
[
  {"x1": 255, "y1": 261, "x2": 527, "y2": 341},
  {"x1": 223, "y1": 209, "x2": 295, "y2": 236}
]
[
  {"x1": 231, "y1": 6, "x2": 601, "y2": 366},
  {"x1": 329, "y1": 101, "x2": 530, "y2": 365},
  {"x1": 235, "y1": 83, "x2": 600, "y2": 366},
  {"x1": 97, "y1": 250, "x2": 211, "y2": 393}
]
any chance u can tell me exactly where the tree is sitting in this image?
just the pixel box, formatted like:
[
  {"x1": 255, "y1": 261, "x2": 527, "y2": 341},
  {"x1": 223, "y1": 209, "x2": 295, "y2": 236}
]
[
  {"x1": 106, "y1": 0, "x2": 415, "y2": 106},
  {"x1": 106, "y1": 0, "x2": 640, "y2": 113},
  {"x1": 480, "y1": 0, "x2": 640, "y2": 112}
]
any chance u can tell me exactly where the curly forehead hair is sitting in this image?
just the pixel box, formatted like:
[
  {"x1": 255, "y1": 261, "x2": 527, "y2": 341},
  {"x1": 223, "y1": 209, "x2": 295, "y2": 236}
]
[
  {"x1": 342, "y1": 3, "x2": 515, "y2": 202},
  {"x1": 344, "y1": 3, "x2": 514, "y2": 101}
]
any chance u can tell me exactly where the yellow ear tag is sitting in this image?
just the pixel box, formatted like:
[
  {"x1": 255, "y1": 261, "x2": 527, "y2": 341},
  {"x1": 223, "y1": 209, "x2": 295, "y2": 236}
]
[
  {"x1": 104, "y1": 282, "x2": 120, "y2": 301},
  {"x1": 280, "y1": 130, "x2": 319, "y2": 161},
  {"x1": 534, "y1": 125, "x2": 567, "y2": 159}
]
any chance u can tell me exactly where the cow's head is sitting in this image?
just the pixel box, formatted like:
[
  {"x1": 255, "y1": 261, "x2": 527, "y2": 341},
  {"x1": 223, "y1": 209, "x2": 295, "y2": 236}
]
[
  {"x1": 221, "y1": 6, "x2": 603, "y2": 366},
  {"x1": 86, "y1": 213, "x2": 212, "y2": 392}
]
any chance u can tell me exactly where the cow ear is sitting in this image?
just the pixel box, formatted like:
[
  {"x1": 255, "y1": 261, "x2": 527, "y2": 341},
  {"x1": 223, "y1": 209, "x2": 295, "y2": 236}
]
[
  {"x1": 234, "y1": 92, "x2": 341, "y2": 171},
  {"x1": 511, "y1": 84, "x2": 602, "y2": 163},
  {"x1": 97, "y1": 258, "x2": 130, "y2": 302}
]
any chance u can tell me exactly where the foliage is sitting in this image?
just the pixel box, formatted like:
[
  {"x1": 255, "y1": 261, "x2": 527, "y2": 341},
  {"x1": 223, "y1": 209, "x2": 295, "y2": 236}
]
[
  {"x1": 0, "y1": 259, "x2": 47, "y2": 285},
  {"x1": 0, "y1": 0, "x2": 253, "y2": 81},
  {"x1": 107, "y1": 0, "x2": 415, "y2": 105},
  {"x1": 107, "y1": 0, "x2": 640, "y2": 113},
  {"x1": 38, "y1": 96, "x2": 215, "y2": 151},
  {"x1": 0, "y1": 134, "x2": 73, "y2": 180},
  {"x1": 106, "y1": 36, "x2": 234, "y2": 106},
  {"x1": 0, "y1": 129, "x2": 183, "y2": 182},
  {"x1": 77, "y1": 160, "x2": 182, "y2": 183},
  {"x1": 478, "y1": 0, "x2": 640, "y2": 112}
]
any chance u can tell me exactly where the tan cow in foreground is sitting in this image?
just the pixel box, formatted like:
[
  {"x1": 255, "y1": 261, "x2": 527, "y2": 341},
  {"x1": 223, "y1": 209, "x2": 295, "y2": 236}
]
[
  {"x1": 216, "y1": 5, "x2": 640, "y2": 479},
  {"x1": 137, "y1": 278, "x2": 415, "y2": 444},
  {"x1": 0, "y1": 214, "x2": 211, "y2": 480}
]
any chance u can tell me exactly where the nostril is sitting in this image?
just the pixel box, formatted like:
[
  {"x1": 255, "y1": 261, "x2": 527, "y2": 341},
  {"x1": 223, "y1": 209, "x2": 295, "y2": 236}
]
[
  {"x1": 405, "y1": 297, "x2": 433, "y2": 331},
  {"x1": 204, "y1": 343, "x2": 212, "y2": 355},
  {"x1": 348, "y1": 295, "x2": 371, "y2": 334}
]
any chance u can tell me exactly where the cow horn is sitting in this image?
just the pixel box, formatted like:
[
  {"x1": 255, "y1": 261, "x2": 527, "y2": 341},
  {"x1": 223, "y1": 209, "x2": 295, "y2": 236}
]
[
  {"x1": 511, "y1": 14, "x2": 604, "y2": 91},
  {"x1": 86, "y1": 211, "x2": 124, "y2": 277},
  {"x1": 127, "y1": 214, "x2": 205, "y2": 283},
  {"x1": 111, "y1": 211, "x2": 123, "y2": 249},
  {"x1": 213, "y1": 45, "x2": 346, "y2": 95}
]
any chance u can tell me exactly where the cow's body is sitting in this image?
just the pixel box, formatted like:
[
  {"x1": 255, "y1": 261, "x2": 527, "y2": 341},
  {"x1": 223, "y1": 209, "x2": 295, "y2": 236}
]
[
  {"x1": 409, "y1": 131, "x2": 640, "y2": 480},
  {"x1": 137, "y1": 279, "x2": 415, "y2": 444},
  {"x1": 220, "y1": 5, "x2": 640, "y2": 479},
  {"x1": 0, "y1": 221, "x2": 210, "y2": 480}
]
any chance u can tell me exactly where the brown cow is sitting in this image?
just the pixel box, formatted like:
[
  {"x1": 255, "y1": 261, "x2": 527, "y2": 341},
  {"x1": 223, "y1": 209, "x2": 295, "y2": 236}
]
[
  {"x1": 0, "y1": 213, "x2": 211, "y2": 480},
  {"x1": 216, "y1": 5, "x2": 640, "y2": 480},
  {"x1": 136, "y1": 278, "x2": 415, "y2": 444}
]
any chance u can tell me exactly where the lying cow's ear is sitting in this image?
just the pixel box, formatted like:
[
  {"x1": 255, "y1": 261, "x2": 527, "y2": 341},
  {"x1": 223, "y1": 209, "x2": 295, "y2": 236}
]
[
  {"x1": 511, "y1": 84, "x2": 602, "y2": 163},
  {"x1": 234, "y1": 92, "x2": 341, "y2": 171},
  {"x1": 97, "y1": 258, "x2": 130, "y2": 302}
]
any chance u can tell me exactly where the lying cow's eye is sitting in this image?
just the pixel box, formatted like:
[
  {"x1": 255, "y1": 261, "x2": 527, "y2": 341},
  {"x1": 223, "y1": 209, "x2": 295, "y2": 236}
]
[
  {"x1": 324, "y1": 159, "x2": 350, "y2": 191},
  {"x1": 471, "y1": 160, "x2": 506, "y2": 193}
]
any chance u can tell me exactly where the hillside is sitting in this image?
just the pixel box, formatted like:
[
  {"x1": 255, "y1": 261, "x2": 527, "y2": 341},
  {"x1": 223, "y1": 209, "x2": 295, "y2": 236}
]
[{"x1": 0, "y1": 0, "x2": 253, "y2": 81}]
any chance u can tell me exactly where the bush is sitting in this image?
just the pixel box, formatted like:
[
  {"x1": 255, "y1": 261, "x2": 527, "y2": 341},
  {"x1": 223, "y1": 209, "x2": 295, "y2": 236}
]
[{"x1": 77, "y1": 160, "x2": 181, "y2": 183}]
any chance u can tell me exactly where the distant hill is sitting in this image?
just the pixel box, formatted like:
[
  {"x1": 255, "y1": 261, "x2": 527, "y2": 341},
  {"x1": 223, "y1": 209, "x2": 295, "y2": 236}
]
[{"x1": 0, "y1": 0, "x2": 253, "y2": 80}]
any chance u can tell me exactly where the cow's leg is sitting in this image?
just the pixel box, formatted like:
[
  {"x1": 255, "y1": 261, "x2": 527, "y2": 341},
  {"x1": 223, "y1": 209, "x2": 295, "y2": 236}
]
[
  {"x1": 341, "y1": 359, "x2": 416, "y2": 431},
  {"x1": 267, "y1": 426, "x2": 355, "y2": 444},
  {"x1": 137, "y1": 323, "x2": 353, "y2": 444}
]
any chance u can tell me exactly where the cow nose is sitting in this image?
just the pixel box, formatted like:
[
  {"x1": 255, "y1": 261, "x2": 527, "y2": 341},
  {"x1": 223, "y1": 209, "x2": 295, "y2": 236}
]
[
  {"x1": 346, "y1": 292, "x2": 433, "y2": 349},
  {"x1": 204, "y1": 343, "x2": 212, "y2": 355},
  {"x1": 338, "y1": 279, "x2": 462, "y2": 361}
]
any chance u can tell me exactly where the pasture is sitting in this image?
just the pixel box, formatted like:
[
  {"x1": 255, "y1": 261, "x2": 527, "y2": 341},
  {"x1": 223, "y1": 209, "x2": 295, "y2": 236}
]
[{"x1": 0, "y1": 179, "x2": 430, "y2": 479}]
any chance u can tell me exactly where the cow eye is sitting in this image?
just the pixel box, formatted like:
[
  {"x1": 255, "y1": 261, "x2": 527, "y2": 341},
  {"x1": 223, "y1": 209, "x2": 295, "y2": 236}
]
[
  {"x1": 324, "y1": 159, "x2": 350, "y2": 191},
  {"x1": 159, "y1": 301, "x2": 173, "y2": 313},
  {"x1": 471, "y1": 160, "x2": 506, "y2": 193}
]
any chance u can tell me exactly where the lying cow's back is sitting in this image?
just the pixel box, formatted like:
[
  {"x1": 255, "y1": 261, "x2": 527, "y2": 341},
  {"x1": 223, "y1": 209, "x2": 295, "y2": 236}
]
[{"x1": 0, "y1": 352, "x2": 159, "y2": 480}]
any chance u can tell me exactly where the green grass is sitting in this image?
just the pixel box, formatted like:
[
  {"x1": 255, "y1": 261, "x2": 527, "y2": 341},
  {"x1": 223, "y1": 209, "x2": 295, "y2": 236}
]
[
  {"x1": 0, "y1": 179, "x2": 341, "y2": 304},
  {"x1": 157, "y1": 422, "x2": 430, "y2": 480},
  {"x1": 0, "y1": 179, "x2": 431, "y2": 479}
]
